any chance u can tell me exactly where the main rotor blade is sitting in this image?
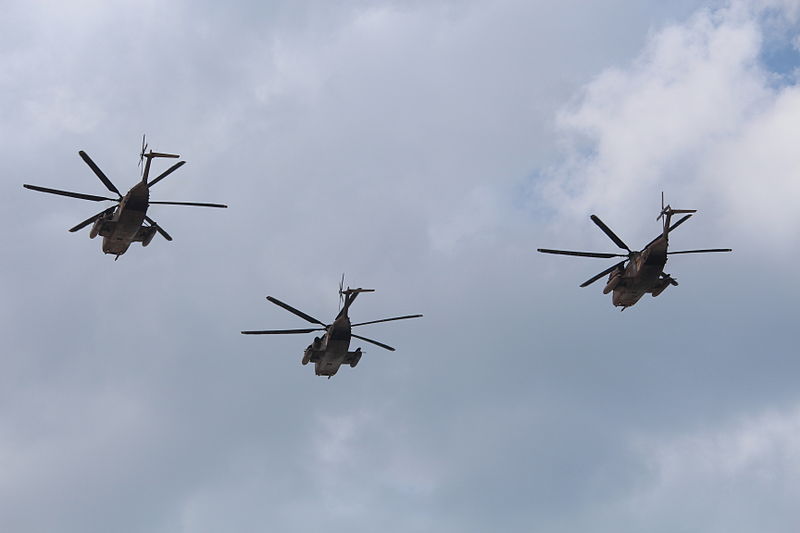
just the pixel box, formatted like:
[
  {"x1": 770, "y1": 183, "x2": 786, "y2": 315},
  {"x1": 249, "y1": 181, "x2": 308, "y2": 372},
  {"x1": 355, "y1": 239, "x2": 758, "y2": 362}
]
[
  {"x1": 266, "y1": 296, "x2": 327, "y2": 327},
  {"x1": 147, "y1": 161, "x2": 186, "y2": 188},
  {"x1": 69, "y1": 206, "x2": 116, "y2": 232},
  {"x1": 590, "y1": 215, "x2": 631, "y2": 252},
  {"x1": 580, "y1": 260, "x2": 627, "y2": 288},
  {"x1": 144, "y1": 215, "x2": 172, "y2": 241},
  {"x1": 351, "y1": 314, "x2": 423, "y2": 327},
  {"x1": 23, "y1": 184, "x2": 118, "y2": 202},
  {"x1": 78, "y1": 151, "x2": 121, "y2": 196},
  {"x1": 150, "y1": 201, "x2": 228, "y2": 208},
  {"x1": 644, "y1": 214, "x2": 693, "y2": 249},
  {"x1": 668, "y1": 213, "x2": 692, "y2": 232},
  {"x1": 351, "y1": 334, "x2": 395, "y2": 352},
  {"x1": 241, "y1": 327, "x2": 325, "y2": 335},
  {"x1": 668, "y1": 248, "x2": 732, "y2": 255},
  {"x1": 537, "y1": 248, "x2": 628, "y2": 259}
]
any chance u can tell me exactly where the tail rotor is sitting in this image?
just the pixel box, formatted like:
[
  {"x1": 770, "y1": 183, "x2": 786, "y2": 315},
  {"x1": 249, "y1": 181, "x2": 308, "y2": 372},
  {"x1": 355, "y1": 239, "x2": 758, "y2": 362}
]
[
  {"x1": 657, "y1": 191, "x2": 696, "y2": 231},
  {"x1": 337, "y1": 277, "x2": 375, "y2": 318},
  {"x1": 138, "y1": 134, "x2": 148, "y2": 175},
  {"x1": 338, "y1": 273, "x2": 345, "y2": 311}
]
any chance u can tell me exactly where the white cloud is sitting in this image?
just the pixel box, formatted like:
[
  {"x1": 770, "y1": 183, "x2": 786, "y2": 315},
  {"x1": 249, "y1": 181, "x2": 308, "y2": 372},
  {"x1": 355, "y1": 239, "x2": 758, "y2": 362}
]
[
  {"x1": 541, "y1": 0, "x2": 800, "y2": 253},
  {"x1": 620, "y1": 404, "x2": 800, "y2": 533}
]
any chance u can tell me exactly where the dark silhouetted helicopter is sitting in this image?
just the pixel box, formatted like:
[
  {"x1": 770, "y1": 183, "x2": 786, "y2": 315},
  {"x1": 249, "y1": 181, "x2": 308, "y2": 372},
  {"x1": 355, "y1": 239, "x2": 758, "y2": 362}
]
[
  {"x1": 23, "y1": 137, "x2": 227, "y2": 258},
  {"x1": 242, "y1": 279, "x2": 422, "y2": 378},
  {"x1": 538, "y1": 195, "x2": 731, "y2": 309}
]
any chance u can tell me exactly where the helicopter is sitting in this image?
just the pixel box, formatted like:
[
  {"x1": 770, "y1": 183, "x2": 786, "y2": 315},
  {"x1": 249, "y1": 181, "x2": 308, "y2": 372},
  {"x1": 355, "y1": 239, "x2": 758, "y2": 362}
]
[
  {"x1": 538, "y1": 194, "x2": 732, "y2": 309},
  {"x1": 23, "y1": 137, "x2": 227, "y2": 258},
  {"x1": 242, "y1": 279, "x2": 422, "y2": 378}
]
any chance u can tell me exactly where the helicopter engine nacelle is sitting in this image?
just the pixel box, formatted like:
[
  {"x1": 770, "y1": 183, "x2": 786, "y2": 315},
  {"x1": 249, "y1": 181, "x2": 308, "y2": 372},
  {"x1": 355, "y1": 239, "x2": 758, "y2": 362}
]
[
  {"x1": 91, "y1": 219, "x2": 115, "y2": 239},
  {"x1": 650, "y1": 278, "x2": 671, "y2": 298},
  {"x1": 89, "y1": 219, "x2": 102, "y2": 239},
  {"x1": 140, "y1": 227, "x2": 157, "y2": 247},
  {"x1": 602, "y1": 271, "x2": 622, "y2": 295},
  {"x1": 302, "y1": 337, "x2": 323, "y2": 365},
  {"x1": 90, "y1": 217, "x2": 114, "y2": 239},
  {"x1": 349, "y1": 348, "x2": 362, "y2": 368}
]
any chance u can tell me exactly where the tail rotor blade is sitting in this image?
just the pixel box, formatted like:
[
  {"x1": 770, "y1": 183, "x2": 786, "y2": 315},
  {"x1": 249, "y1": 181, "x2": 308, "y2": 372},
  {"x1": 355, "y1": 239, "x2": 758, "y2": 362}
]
[
  {"x1": 138, "y1": 135, "x2": 148, "y2": 170},
  {"x1": 580, "y1": 260, "x2": 627, "y2": 288},
  {"x1": 351, "y1": 333, "x2": 395, "y2": 351},
  {"x1": 351, "y1": 314, "x2": 423, "y2": 327},
  {"x1": 266, "y1": 296, "x2": 327, "y2": 327},
  {"x1": 147, "y1": 161, "x2": 186, "y2": 188},
  {"x1": 144, "y1": 215, "x2": 172, "y2": 241},
  {"x1": 339, "y1": 273, "x2": 345, "y2": 310},
  {"x1": 590, "y1": 215, "x2": 631, "y2": 252},
  {"x1": 78, "y1": 151, "x2": 121, "y2": 196}
]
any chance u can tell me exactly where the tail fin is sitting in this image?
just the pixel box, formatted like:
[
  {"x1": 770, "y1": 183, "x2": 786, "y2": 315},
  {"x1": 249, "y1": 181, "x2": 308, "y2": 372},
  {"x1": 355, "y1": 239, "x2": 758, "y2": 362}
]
[
  {"x1": 139, "y1": 143, "x2": 180, "y2": 183},
  {"x1": 337, "y1": 283, "x2": 375, "y2": 318},
  {"x1": 657, "y1": 192, "x2": 696, "y2": 235}
]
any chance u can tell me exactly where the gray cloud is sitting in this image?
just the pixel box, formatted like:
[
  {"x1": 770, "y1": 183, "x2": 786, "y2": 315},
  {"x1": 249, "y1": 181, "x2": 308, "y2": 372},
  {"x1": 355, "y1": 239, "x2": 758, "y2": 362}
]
[{"x1": 2, "y1": 1, "x2": 798, "y2": 532}]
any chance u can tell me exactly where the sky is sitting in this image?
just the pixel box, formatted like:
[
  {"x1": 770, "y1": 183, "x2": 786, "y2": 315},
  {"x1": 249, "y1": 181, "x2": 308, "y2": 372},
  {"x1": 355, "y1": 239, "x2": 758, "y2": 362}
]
[{"x1": 2, "y1": 0, "x2": 800, "y2": 531}]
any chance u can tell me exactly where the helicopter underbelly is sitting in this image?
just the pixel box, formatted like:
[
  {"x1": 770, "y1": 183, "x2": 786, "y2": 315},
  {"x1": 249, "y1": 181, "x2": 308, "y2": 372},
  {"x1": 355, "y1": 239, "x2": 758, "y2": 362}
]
[
  {"x1": 612, "y1": 287, "x2": 645, "y2": 307},
  {"x1": 102, "y1": 238, "x2": 131, "y2": 256},
  {"x1": 314, "y1": 337, "x2": 350, "y2": 376},
  {"x1": 612, "y1": 265, "x2": 667, "y2": 307},
  {"x1": 315, "y1": 356, "x2": 344, "y2": 376},
  {"x1": 102, "y1": 208, "x2": 147, "y2": 255}
]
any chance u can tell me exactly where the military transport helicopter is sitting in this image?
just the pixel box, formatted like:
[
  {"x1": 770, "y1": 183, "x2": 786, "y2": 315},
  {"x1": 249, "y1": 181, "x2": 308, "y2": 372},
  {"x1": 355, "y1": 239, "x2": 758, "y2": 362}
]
[
  {"x1": 242, "y1": 279, "x2": 422, "y2": 378},
  {"x1": 23, "y1": 137, "x2": 227, "y2": 258},
  {"x1": 538, "y1": 195, "x2": 731, "y2": 309}
]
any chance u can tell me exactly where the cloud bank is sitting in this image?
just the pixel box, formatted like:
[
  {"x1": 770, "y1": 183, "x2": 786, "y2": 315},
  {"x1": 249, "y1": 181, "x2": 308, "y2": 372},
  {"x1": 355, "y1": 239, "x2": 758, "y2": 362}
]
[{"x1": 1, "y1": 1, "x2": 799, "y2": 532}]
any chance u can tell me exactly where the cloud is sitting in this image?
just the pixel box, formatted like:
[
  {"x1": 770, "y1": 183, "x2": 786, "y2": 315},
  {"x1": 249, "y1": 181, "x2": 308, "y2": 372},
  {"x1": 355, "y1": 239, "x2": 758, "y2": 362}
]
[
  {"x1": 3, "y1": 1, "x2": 800, "y2": 533},
  {"x1": 621, "y1": 404, "x2": 800, "y2": 533},
  {"x1": 531, "y1": 3, "x2": 800, "y2": 528},
  {"x1": 540, "y1": 0, "x2": 800, "y2": 254}
]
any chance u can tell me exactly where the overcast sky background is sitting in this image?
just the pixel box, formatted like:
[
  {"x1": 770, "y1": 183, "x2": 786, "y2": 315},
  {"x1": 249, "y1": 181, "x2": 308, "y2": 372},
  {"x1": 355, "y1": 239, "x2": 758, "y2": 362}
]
[{"x1": 2, "y1": 0, "x2": 800, "y2": 531}]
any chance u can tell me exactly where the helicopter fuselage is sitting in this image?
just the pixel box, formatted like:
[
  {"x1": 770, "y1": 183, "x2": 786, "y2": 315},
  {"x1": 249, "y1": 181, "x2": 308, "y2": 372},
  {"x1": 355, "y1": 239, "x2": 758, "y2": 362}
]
[
  {"x1": 94, "y1": 182, "x2": 153, "y2": 256},
  {"x1": 301, "y1": 316, "x2": 363, "y2": 377},
  {"x1": 607, "y1": 236, "x2": 669, "y2": 308}
]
